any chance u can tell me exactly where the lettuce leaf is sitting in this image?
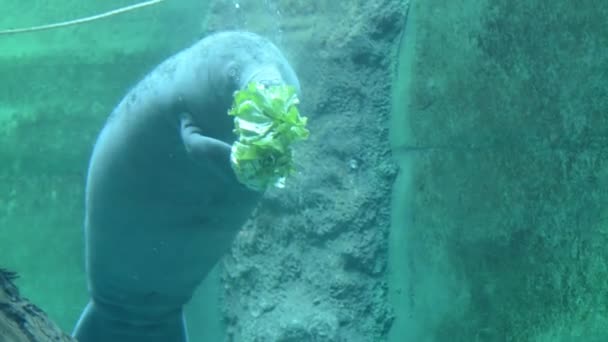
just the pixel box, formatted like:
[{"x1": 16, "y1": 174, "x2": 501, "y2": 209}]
[{"x1": 229, "y1": 82, "x2": 309, "y2": 191}]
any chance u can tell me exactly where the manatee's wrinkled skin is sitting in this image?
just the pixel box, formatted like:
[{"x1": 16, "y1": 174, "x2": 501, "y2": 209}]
[{"x1": 73, "y1": 31, "x2": 300, "y2": 342}]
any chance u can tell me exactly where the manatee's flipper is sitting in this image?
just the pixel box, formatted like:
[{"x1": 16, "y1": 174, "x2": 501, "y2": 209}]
[
  {"x1": 180, "y1": 113, "x2": 233, "y2": 181},
  {"x1": 73, "y1": 301, "x2": 188, "y2": 342}
]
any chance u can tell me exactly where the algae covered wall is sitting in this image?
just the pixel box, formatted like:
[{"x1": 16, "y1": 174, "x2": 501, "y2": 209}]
[
  {"x1": 205, "y1": 0, "x2": 406, "y2": 340},
  {"x1": 0, "y1": 0, "x2": 207, "y2": 331},
  {"x1": 391, "y1": 0, "x2": 608, "y2": 340}
]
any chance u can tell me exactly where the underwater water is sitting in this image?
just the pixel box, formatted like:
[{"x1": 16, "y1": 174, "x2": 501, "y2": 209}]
[{"x1": 1, "y1": 0, "x2": 607, "y2": 341}]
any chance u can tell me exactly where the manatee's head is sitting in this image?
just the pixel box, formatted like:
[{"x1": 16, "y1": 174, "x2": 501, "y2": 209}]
[
  {"x1": 206, "y1": 31, "x2": 301, "y2": 95},
  {"x1": 199, "y1": 31, "x2": 302, "y2": 142}
]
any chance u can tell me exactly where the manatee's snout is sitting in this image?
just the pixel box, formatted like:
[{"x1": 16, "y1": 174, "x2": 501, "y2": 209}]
[{"x1": 243, "y1": 64, "x2": 284, "y2": 88}]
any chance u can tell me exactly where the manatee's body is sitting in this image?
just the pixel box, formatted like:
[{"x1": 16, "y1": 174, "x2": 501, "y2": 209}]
[{"x1": 73, "y1": 31, "x2": 300, "y2": 342}]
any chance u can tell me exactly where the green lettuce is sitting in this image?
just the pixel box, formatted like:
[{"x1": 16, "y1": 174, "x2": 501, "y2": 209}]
[{"x1": 228, "y1": 82, "x2": 309, "y2": 191}]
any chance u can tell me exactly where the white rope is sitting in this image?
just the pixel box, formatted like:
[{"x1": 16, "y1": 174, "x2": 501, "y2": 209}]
[{"x1": 0, "y1": 0, "x2": 167, "y2": 36}]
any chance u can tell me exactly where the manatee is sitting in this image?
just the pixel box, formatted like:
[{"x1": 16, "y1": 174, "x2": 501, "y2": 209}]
[{"x1": 73, "y1": 31, "x2": 300, "y2": 342}]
